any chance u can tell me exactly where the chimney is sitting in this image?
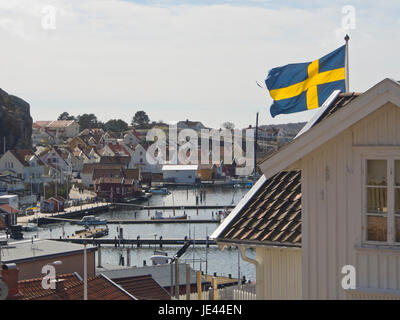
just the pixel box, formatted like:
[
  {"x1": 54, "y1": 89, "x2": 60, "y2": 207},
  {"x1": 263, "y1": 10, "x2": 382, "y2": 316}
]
[
  {"x1": 53, "y1": 279, "x2": 65, "y2": 293},
  {"x1": 1, "y1": 263, "x2": 21, "y2": 299}
]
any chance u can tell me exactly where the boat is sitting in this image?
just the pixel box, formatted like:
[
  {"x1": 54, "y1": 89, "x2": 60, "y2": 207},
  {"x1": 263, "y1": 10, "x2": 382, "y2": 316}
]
[
  {"x1": 217, "y1": 208, "x2": 231, "y2": 223},
  {"x1": 73, "y1": 226, "x2": 109, "y2": 238},
  {"x1": 149, "y1": 187, "x2": 170, "y2": 195},
  {"x1": 22, "y1": 223, "x2": 38, "y2": 232},
  {"x1": 77, "y1": 215, "x2": 107, "y2": 226},
  {"x1": 151, "y1": 210, "x2": 187, "y2": 220}
]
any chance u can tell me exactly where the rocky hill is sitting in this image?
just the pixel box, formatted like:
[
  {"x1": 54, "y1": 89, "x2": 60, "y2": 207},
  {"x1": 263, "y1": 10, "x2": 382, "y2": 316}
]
[{"x1": 0, "y1": 88, "x2": 32, "y2": 153}]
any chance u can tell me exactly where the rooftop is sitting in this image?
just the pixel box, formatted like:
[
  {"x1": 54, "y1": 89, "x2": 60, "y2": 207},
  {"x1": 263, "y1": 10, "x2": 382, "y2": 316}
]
[
  {"x1": 1, "y1": 239, "x2": 97, "y2": 264},
  {"x1": 112, "y1": 274, "x2": 171, "y2": 300},
  {"x1": 162, "y1": 165, "x2": 198, "y2": 171},
  {"x1": 98, "y1": 263, "x2": 207, "y2": 288}
]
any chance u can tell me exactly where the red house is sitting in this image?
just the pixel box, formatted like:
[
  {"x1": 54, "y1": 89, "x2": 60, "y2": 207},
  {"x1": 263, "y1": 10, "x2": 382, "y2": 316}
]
[{"x1": 94, "y1": 177, "x2": 136, "y2": 202}]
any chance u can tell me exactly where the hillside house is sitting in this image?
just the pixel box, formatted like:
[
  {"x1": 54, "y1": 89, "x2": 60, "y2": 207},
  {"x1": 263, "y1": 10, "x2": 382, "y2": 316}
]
[
  {"x1": 212, "y1": 79, "x2": 400, "y2": 300},
  {"x1": 0, "y1": 150, "x2": 49, "y2": 194}
]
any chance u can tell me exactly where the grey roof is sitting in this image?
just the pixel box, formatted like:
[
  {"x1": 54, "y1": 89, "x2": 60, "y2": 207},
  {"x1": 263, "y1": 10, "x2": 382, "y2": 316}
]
[
  {"x1": 0, "y1": 239, "x2": 97, "y2": 263},
  {"x1": 98, "y1": 263, "x2": 207, "y2": 288}
]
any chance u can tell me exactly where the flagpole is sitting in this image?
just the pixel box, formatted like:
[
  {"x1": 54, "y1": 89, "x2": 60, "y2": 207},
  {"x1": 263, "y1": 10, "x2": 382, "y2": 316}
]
[{"x1": 344, "y1": 34, "x2": 350, "y2": 93}]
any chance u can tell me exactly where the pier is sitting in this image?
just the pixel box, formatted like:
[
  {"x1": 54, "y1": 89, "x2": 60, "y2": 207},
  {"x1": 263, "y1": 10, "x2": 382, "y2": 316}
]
[
  {"x1": 53, "y1": 237, "x2": 217, "y2": 247},
  {"x1": 40, "y1": 217, "x2": 220, "y2": 225},
  {"x1": 114, "y1": 203, "x2": 235, "y2": 210}
]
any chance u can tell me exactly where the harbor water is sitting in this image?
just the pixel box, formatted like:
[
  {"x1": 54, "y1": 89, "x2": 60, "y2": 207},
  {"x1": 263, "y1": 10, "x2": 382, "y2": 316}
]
[{"x1": 23, "y1": 185, "x2": 257, "y2": 282}]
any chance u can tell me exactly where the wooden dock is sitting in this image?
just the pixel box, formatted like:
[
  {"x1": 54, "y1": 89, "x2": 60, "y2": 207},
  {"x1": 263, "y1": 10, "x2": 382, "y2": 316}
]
[
  {"x1": 39, "y1": 217, "x2": 220, "y2": 225},
  {"x1": 114, "y1": 203, "x2": 235, "y2": 210},
  {"x1": 54, "y1": 237, "x2": 217, "y2": 247}
]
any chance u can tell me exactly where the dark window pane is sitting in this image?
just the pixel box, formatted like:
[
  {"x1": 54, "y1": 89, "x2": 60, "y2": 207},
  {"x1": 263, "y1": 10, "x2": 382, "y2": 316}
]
[
  {"x1": 367, "y1": 216, "x2": 387, "y2": 241},
  {"x1": 396, "y1": 217, "x2": 400, "y2": 242},
  {"x1": 396, "y1": 161, "x2": 400, "y2": 186}
]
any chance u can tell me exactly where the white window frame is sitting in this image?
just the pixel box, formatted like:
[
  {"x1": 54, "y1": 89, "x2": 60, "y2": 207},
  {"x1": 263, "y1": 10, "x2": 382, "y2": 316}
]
[{"x1": 360, "y1": 148, "x2": 400, "y2": 245}]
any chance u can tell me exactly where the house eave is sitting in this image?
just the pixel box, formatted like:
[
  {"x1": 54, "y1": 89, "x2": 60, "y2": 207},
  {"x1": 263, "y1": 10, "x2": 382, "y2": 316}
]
[{"x1": 215, "y1": 238, "x2": 302, "y2": 250}]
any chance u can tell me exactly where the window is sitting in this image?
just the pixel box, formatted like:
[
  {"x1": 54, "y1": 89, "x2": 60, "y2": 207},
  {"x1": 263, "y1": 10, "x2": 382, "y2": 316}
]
[{"x1": 364, "y1": 158, "x2": 400, "y2": 244}]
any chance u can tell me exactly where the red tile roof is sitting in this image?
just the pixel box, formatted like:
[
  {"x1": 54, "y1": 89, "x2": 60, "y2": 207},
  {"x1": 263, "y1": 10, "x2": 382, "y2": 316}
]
[
  {"x1": 27, "y1": 275, "x2": 134, "y2": 300},
  {"x1": 18, "y1": 273, "x2": 81, "y2": 300},
  {"x1": 0, "y1": 204, "x2": 19, "y2": 214},
  {"x1": 112, "y1": 274, "x2": 171, "y2": 300},
  {"x1": 47, "y1": 120, "x2": 76, "y2": 128}
]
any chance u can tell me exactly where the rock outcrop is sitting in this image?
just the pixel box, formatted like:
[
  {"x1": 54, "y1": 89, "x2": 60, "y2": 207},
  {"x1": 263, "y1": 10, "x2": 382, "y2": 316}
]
[{"x1": 0, "y1": 88, "x2": 32, "y2": 153}]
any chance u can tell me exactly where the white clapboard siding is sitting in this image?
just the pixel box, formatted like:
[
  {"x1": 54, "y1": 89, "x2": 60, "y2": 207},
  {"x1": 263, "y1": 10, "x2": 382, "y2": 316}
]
[
  {"x1": 256, "y1": 246, "x2": 302, "y2": 299},
  {"x1": 302, "y1": 102, "x2": 400, "y2": 299}
]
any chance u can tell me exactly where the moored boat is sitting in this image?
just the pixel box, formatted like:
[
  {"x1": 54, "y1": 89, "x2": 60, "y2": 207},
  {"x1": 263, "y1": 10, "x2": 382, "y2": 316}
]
[
  {"x1": 149, "y1": 187, "x2": 170, "y2": 195},
  {"x1": 77, "y1": 215, "x2": 107, "y2": 226}
]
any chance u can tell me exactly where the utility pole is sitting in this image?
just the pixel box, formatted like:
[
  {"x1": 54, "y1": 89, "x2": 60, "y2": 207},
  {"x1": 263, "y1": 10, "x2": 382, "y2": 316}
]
[
  {"x1": 254, "y1": 112, "x2": 259, "y2": 183},
  {"x1": 83, "y1": 242, "x2": 88, "y2": 300}
]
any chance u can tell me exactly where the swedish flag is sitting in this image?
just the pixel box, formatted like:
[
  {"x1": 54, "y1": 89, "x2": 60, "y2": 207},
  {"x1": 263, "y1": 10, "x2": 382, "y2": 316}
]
[{"x1": 266, "y1": 45, "x2": 346, "y2": 117}]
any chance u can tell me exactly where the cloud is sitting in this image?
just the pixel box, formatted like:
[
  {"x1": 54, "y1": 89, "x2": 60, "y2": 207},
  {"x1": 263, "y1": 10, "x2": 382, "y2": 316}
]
[{"x1": 0, "y1": 0, "x2": 399, "y2": 128}]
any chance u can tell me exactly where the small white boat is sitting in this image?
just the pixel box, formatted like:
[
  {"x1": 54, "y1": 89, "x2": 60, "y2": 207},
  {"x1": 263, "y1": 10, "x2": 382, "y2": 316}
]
[
  {"x1": 22, "y1": 223, "x2": 38, "y2": 232},
  {"x1": 149, "y1": 187, "x2": 170, "y2": 195},
  {"x1": 77, "y1": 215, "x2": 107, "y2": 226}
]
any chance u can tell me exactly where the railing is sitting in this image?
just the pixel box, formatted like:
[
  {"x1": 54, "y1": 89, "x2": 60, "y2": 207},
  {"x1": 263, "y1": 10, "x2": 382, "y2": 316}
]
[{"x1": 178, "y1": 284, "x2": 256, "y2": 301}]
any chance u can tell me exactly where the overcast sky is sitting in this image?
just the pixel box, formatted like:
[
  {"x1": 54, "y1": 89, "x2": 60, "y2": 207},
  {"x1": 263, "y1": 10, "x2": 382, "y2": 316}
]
[{"x1": 0, "y1": 0, "x2": 399, "y2": 129}]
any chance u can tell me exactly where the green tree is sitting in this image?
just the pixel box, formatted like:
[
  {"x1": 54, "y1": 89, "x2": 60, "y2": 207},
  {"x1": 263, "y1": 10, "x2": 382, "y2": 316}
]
[
  {"x1": 222, "y1": 121, "x2": 235, "y2": 130},
  {"x1": 105, "y1": 119, "x2": 128, "y2": 133},
  {"x1": 76, "y1": 113, "x2": 98, "y2": 130},
  {"x1": 58, "y1": 112, "x2": 76, "y2": 121},
  {"x1": 131, "y1": 111, "x2": 150, "y2": 126}
]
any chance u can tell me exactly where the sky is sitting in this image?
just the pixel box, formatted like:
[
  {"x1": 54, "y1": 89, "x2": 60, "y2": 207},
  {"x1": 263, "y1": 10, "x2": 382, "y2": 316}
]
[{"x1": 0, "y1": 0, "x2": 399, "y2": 129}]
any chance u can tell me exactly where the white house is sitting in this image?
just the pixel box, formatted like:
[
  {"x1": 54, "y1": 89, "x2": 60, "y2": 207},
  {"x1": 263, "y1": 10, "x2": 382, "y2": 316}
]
[
  {"x1": 127, "y1": 144, "x2": 162, "y2": 173},
  {"x1": 123, "y1": 130, "x2": 141, "y2": 146},
  {"x1": 162, "y1": 164, "x2": 198, "y2": 184},
  {"x1": 39, "y1": 147, "x2": 72, "y2": 175},
  {"x1": 0, "y1": 150, "x2": 49, "y2": 194},
  {"x1": 34, "y1": 120, "x2": 80, "y2": 144},
  {"x1": 212, "y1": 79, "x2": 400, "y2": 300}
]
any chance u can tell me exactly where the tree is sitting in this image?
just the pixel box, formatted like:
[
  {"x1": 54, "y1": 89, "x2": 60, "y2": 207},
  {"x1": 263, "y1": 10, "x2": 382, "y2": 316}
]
[
  {"x1": 131, "y1": 111, "x2": 150, "y2": 126},
  {"x1": 58, "y1": 112, "x2": 75, "y2": 121},
  {"x1": 222, "y1": 121, "x2": 235, "y2": 130},
  {"x1": 76, "y1": 113, "x2": 98, "y2": 130},
  {"x1": 105, "y1": 119, "x2": 128, "y2": 133}
]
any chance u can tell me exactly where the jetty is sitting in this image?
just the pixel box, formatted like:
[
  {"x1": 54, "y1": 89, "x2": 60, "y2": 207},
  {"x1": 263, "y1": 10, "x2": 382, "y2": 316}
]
[
  {"x1": 40, "y1": 217, "x2": 220, "y2": 225},
  {"x1": 54, "y1": 237, "x2": 217, "y2": 247},
  {"x1": 114, "y1": 203, "x2": 235, "y2": 210}
]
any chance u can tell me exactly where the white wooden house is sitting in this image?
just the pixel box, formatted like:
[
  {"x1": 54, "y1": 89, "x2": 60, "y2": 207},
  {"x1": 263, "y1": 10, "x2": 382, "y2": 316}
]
[{"x1": 212, "y1": 78, "x2": 400, "y2": 300}]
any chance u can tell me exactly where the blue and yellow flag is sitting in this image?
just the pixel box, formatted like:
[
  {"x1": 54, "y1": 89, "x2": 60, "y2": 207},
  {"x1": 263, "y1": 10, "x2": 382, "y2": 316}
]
[{"x1": 266, "y1": 45, "x2": 346, "y2": 117}]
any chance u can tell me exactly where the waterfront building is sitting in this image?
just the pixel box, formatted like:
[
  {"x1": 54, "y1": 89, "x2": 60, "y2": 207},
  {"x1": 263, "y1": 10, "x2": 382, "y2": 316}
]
[
  {"x1": 213, "y1": 79, "x2": 400, "y2": 300},
  {"x1": 0, "y1": 239, "x2": 97, "y2": 281},
  {"x1": 162, "y1": 165, "x2": 198, "y2": 184}
]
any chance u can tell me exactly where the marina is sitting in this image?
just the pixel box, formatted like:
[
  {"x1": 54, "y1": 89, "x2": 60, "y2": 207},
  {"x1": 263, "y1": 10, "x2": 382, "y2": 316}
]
[{"x1": 17, "y1": 186, "x2": 256, "y2": 282}]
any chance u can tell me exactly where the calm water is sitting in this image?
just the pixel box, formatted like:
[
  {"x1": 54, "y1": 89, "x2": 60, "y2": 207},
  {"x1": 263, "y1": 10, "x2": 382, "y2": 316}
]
[{"x1": 24, "y1": 186, "x2": 257, "y2": 281}]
